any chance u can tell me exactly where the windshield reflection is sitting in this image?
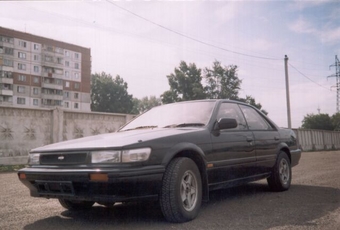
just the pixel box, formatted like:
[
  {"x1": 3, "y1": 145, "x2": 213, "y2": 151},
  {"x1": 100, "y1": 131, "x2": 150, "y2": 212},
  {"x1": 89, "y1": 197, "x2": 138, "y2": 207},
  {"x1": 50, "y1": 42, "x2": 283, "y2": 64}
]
[{"x1": 120, "y1": 101, "x2": 216, "y2": 131}]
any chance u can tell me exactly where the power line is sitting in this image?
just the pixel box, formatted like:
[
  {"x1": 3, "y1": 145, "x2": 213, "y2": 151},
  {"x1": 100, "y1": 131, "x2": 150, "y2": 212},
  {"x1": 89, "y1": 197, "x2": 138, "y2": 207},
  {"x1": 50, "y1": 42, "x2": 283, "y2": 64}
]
[
  {"x1": 289, "y1": 63, "x2": 333, "y2": 92},
  {"x1": 106, "y1": 0, "x2": 282, "y2": 61}
]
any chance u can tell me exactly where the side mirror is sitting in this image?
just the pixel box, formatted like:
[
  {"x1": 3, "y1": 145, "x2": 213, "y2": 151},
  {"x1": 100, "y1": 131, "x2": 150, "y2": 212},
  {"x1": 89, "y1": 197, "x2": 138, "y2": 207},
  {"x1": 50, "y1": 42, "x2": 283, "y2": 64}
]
[{"x1": 216, "y1": 118, "x2": 238, "y2": 130}]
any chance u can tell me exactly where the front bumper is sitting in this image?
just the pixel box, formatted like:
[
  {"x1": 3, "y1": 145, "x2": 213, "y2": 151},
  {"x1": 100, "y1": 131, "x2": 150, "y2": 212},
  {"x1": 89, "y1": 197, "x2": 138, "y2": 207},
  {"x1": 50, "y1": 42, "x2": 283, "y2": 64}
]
[
  {"x1": 18, "y1": 165, "x2": 165, "y2": 203},
  {"x1": 290, "y1": 149, "x2": 302, "y2": 167}
]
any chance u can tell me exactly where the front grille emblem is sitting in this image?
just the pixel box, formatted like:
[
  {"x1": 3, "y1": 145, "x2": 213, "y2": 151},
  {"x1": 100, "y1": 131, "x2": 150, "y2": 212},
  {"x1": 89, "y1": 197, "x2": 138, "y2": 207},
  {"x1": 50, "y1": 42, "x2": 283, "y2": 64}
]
[{"x1": 58, "y1": 156, "x2": 65, "y2": 161}]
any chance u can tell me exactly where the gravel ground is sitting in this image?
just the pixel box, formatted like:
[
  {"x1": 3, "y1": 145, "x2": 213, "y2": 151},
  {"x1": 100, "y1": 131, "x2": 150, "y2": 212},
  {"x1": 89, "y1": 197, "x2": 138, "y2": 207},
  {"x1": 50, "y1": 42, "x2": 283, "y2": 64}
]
[{"x1": 0, "y1": 151, "x2": 339, "y2": 230}]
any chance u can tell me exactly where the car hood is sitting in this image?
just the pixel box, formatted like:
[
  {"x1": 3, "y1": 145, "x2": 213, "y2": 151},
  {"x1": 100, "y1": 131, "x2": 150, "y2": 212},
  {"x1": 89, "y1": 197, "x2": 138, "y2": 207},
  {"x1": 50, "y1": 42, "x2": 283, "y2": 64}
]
[{"x1": 31, "y1": 128, "x2": 204, "y2": 153}]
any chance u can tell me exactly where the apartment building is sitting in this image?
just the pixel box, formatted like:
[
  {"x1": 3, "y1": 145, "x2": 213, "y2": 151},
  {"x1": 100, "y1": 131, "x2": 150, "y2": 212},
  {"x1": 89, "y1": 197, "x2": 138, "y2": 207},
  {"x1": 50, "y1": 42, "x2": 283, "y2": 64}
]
[{"x1": 0, "y1": 27, "x2": 91, "y2": 111}]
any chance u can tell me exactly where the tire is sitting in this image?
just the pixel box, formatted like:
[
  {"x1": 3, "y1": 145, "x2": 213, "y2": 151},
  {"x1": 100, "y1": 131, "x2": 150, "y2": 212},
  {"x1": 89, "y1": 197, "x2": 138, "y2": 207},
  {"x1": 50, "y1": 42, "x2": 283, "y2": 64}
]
[
  {"x1": 160, "y1": 157, "x2": 202, "y2": 223},
  {"x1": 58, "y1": 199, "x2": 94, "y2": 211},
  {"x1": 267, "y1": 151, "x2": 292, "y2": 192}
]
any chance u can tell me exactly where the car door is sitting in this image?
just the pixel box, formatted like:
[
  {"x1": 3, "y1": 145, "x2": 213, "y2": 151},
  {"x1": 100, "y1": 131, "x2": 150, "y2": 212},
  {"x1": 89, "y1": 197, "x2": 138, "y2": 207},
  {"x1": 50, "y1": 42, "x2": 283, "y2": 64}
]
[
  {"x1": 208, "y1": 102, "x2": 256, "y2": 186},
  {"x1": 239, "y1": 105, "x2": 280, "y2": 174}
]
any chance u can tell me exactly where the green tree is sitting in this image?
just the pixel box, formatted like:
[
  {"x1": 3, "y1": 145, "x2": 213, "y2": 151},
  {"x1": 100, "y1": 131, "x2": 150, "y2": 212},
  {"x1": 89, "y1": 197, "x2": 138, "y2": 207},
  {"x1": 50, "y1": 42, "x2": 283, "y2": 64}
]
[
  {"x1": 331, "y1": 113, "x2": 340, "y2": 131},
  {"x1": 132, "y1": 96, "x2": 162, "y2": 114},
  {"x1": 204, "y1": 61, "x2": 241, "y2": 99},
  {"x1": 237, "y1": 95, "x2": 268, "y2": 115},
  {"x1": 91, "y1": 72, "x2": 133, "y2": 113},
  {"x1": 301, "y1": 113, "x2": 334, "y2": 130},
  {"x1": 161, "y1": 61, "x2": 206, "y2": 104}
]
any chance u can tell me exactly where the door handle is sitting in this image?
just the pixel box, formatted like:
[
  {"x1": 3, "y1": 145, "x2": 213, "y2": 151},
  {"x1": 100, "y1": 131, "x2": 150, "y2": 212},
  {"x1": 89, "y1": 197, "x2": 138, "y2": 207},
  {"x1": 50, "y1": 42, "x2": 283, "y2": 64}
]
[
  {"x1": 274, "y1": 136, "x2": 280, "y2": 140},
  {"x1": 246, "y1": 137, "x2": 253, "y2": 142}
]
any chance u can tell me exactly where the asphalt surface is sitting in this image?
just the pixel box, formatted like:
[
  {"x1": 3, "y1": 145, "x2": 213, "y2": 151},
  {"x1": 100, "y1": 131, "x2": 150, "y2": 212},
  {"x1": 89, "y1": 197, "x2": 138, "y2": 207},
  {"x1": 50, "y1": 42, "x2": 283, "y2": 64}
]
[{"x1": 0, "y1": 151, "x2": 339, "y2": 230}]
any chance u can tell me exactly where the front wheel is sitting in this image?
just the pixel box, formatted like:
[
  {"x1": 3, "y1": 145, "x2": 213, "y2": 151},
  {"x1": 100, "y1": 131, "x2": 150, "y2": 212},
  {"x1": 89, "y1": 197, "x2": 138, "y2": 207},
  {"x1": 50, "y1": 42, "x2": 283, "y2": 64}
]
[
  {"x1": 58, "y1": 199, "x2": 94, "y2": 211},
  {"x1": 160, "y1": 157, "x2": 202, "y2": 223},
  {"x1": 267, "y1": 151, "x2": 292, "y2": 192}
]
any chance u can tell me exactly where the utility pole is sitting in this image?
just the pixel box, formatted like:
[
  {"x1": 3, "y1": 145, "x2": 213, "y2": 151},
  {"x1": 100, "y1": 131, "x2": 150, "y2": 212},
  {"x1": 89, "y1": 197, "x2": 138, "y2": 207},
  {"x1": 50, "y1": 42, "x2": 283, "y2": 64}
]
[
  {"x1": 328, "y1": 55, "x2": 340, "y2": 113},
  {"x1": 284, "y1": 55, "x2": 292, "y2": 128}
]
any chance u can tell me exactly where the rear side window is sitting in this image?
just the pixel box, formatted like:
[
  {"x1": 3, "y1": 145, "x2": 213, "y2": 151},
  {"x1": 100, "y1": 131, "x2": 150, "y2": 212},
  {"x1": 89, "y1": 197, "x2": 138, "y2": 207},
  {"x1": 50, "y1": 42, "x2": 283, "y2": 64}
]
[
  {"x1": 239, "y1": 105, "x2": 273, "y2": 130},
  {"x1": 216, "y1": 103, "x2": 247, "y2": 130}
]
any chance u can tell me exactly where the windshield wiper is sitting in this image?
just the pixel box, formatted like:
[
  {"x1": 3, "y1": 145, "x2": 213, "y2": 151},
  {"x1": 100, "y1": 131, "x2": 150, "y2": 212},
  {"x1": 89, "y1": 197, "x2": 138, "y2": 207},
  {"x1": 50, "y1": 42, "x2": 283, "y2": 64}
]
[
  {"x1": 164, "y1": 123, "x2": 205, "y2": 128},
  {"x1": 123, "y1": 125, "x2": 158, "y2": 131}
]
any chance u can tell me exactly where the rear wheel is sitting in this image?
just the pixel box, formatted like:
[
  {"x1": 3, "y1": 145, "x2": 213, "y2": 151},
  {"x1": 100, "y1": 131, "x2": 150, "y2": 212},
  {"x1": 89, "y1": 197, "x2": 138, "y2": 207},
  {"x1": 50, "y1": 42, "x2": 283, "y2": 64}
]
[
  {"x1": 160, "y1": 157, "x2": 202, "y2": 223},
  {"x1": 267, "y1": 151, "x2": 292, "y2": 192},
  {"x1": 58, "y1": 199, "x2": 94, "y2": 210}
]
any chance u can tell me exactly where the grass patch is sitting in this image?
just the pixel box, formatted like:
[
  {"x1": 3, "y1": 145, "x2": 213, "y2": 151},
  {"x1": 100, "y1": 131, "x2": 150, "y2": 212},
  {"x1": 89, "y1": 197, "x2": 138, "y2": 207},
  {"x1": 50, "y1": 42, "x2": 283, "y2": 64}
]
[{"x1": 0, "y1": 165, "x2": 26, "y2": 173}]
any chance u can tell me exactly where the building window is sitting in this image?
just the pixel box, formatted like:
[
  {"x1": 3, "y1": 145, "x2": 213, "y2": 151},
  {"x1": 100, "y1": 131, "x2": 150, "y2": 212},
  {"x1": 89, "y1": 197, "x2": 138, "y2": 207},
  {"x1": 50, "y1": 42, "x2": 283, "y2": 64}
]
[
  {"x1": 0, "y1": 71, "x2": 12, "y2": 78},
  {"x1": 33, "y1": 99, "x2": 39, "y2": 106},
  {"x1": 65, "y1": 71, "x2": 69, "y2": 78},
  {"x1": 74, "y1": 93, "x2": 79, "y2": 99},
  {"x1": 34, "y1": 66, "x2": 40, "y2": 73},
  {"x1": 74, "y1": 82, "x2": 80, "y2": 89},
  {"x1": 65, "y1": 50, "x2": 70, "y2": 57},
  {"x1": 74, "y1": 63, "x2": 79, "y2": 69},
  {"x1": 17, "y1": 97, "x2": 26, "y2": 105},
  {"x1": 65, "y1": 81, "x2": 70, "y2": 88},
  {"x1": 3, "y1": 59, "x2": 13, "y2": 67},
  {"x1": 18, "y1": 63, "x2": 26, "y2": 70},
  {"x1": 34, "y1": 55, "x2": 39, "y2": 61},
  {"x1": 74, "y1": 73, "x2": 79, "y2": 79},
  {"x1": 74, "y1": 53, "x2": 79, "y2": 59},
  {"x1": 18, "y1": 75, "x2": 26, "y2": 81},
  {"x1": 0, "y1": 36, "x2": 14, "y2": 44},
  {"x1": 45, "y1": 55, "x2": 53, "y2": 62},
  {"x1": 33, "y1": 44, "x2": 39, "y2": 50},
  {"x1": 33, "y1": 76, "x2": 39, "y2": 83},
  {"x1": 57, "y1": 57, "x2": 63, "y2": 64},
  {"x1": 55, "y1": 47, "x2": 63, "y2": 54},
  {"x1": 46, "y1": 46, "x2": 53, "y2": 52},
  {"x1": 65, "y1": 61, "x2": 69, "y2": 67},
  {"x1": 74, "y1": 102, "x2": 79, "y2": 109},
  {"x1": 17, "y1": 86, "x2": 25, "y2": 93},
  {"x1": 33, "y1": 88, "x2": 39, "y2": 95},
  {"x1": 18, "y1": 52, "x2": 26, "y2": 59},
  {"x1": 0, "y1": 46, "x2": 14, "y2": 55},
  {"x1": 55, "y1": 79, "x2": 62, "y2": 85},
  {"x1": 19, "y1": 40, "x2": 27, "y2": 48},
  {"x1": 64, "y1": 91, "x2": 69, "y2": 98},
  {"x1": 64, "y1": 101, "x2": 69, "y2": 108}
]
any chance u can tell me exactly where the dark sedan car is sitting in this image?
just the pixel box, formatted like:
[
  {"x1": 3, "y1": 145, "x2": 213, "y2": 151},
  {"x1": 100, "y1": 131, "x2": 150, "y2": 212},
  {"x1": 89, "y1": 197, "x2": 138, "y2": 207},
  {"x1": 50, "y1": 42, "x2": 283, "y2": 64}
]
[{"x1": 18, "y1": 99, "x2": 301, "y2": 223}]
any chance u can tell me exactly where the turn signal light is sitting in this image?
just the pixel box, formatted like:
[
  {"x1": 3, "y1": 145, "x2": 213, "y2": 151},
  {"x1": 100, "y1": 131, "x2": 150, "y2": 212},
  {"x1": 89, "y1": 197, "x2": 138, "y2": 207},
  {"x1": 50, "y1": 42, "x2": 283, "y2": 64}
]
[
  {"x1": 90, "y1": 173, "x2": 108, "y2": 182},
  {"x1": 19, "y1": 173, "x2": 26, "y2": 179}
]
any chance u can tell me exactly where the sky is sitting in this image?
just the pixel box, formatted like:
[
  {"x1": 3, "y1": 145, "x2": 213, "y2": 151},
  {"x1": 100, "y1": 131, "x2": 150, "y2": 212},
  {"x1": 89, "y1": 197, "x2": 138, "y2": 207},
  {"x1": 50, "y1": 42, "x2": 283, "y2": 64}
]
[{"x1": 1, "y1": 0, "x2": 340, "y2": 128}]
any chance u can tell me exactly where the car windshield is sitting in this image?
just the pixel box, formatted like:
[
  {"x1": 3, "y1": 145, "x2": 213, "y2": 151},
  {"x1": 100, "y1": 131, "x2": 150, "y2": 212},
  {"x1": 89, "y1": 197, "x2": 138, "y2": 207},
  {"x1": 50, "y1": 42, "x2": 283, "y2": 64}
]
[{"x1": 120, "y1": 101, "x2": 216, "y2": 131}]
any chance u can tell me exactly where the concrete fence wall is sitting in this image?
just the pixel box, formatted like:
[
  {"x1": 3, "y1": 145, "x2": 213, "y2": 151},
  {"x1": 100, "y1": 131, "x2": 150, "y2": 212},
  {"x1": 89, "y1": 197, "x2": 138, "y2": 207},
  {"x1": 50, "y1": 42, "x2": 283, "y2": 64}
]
[
  {"x1": 1, "y1": 105, "x2": 340, "y2": 165},
  {"x1": 0, "y1": 106, "x2": 134, "y2": 165},
  {"x1": 293, "y1": 129, "x2": 340, "y2": 151}
]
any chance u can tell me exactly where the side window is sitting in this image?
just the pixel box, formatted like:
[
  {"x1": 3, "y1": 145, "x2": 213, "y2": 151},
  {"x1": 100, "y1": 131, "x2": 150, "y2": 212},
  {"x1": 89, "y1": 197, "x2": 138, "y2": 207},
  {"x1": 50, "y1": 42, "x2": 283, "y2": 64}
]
[
  {"x1": 216, "y1": 103, "x2": 247, "y2": 130},
  {"x1": 240, "y1": 105, "x2": 273, "y2": 130}
]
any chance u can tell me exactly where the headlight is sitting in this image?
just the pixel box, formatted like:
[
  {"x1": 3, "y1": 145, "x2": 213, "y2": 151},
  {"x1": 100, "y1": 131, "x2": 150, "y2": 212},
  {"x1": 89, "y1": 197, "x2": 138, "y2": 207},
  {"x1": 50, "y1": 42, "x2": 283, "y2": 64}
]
[
  {"x1": 28, "y1": 153, "x2": 40, "y2": 165},
  {"x1": 91, "y1": 148, "x2": 151, "y2": 163},
  {"x1": 91, "y1": 150, "x2": 121, "y2": 163},
  {"x1": 122, "y1": 148, "x2": 151, "y2": 162}
]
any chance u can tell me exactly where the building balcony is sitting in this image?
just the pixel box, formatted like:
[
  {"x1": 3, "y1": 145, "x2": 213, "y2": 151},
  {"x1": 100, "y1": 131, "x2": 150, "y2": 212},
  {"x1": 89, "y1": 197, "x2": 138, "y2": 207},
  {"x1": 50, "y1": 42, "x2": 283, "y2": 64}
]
[
  {"x1": 0, "y1": 100, "x2": 13, "y2": 106},
  {"x1": 41, "y1": 93, "x2": 63, "y2": 101},
  {"x1": 41, "y1": 61, "x2": 64, "y2": 69},
  {"x1": 0, "y1": 89, "x2": 13, "y2": 96},
  {"x1": 0, "y1": 41, "x2": 14, "y2": 48},
  {"x1": 0, "y1": 77, "x2": 13, "y2": 84},
  {"x1": 0, "y1": 66, "x2": 14, "y2": 72},
  {"x1": 42, "y1": 83, "x2": 63, "y2": 90}
]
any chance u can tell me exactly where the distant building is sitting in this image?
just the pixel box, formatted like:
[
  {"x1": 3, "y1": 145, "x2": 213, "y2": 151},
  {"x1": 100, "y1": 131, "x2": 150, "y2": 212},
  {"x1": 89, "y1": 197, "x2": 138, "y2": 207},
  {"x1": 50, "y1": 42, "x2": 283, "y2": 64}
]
[{"x1": 0, "y1": 27, "x2": 91, "y2": 111}]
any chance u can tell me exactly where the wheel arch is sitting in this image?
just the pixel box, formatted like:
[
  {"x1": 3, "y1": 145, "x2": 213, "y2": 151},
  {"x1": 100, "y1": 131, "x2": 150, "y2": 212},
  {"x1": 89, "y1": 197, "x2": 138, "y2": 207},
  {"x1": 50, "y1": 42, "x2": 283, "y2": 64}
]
[
  {"x1": 278, "y1": 145, "x2": 292, "y2": 163},
  {"x1": 162, "y1": 143, "x2": 209, "y2": 202}
]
